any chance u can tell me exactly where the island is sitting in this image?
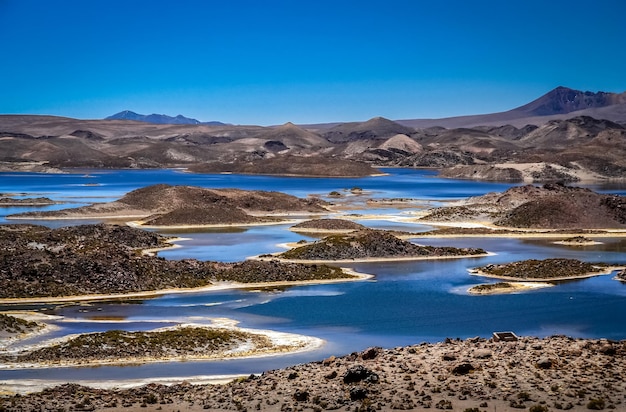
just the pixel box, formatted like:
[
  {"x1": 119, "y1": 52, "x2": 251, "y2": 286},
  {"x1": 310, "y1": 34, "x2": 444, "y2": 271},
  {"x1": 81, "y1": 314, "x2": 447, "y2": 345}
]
[
  {"x1": 470, "y1": 258, "x2": 617, "y2": 282},
  {"x1": 467, "y1": 281, "x2": 553, "y2": 295},
  {"x1": 0, "y1": 323, "x2": 321, "y2": 369},
  {"x1": 7, "y1": 184, "x2": 328, "y2": 227},
  {"x1": 271, "y1": 229, "x2": 488, "y2": 262},
  {"x1": 0, "y1": 194, "x2": 56, "y2": 206},
  {"x1": 553, "y1": 236, "x2": 603, "y2": 246},
  {"x1": 0, "y1": 223, "x2": 357, "y2": 301},
  {"x1": 289, "y1": 218, "x2": 367, "y2": 233}
]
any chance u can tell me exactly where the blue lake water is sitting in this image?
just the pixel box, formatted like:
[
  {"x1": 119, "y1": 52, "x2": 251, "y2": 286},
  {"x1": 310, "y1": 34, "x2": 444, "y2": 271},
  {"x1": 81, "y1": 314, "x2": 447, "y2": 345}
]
[{"x1": 1, "y1": 168, "x2": 625, "y2": 383}]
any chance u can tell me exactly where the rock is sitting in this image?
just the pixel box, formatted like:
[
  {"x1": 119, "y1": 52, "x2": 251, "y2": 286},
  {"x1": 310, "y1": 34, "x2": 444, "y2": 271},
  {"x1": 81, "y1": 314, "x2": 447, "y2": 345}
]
[
  {"x1": 474, "y1": 349, "x2": 492, "y2": 359},
  {"x1": 451, "y1": 363, "x2": 475, "y2": 375},
  {"x1": 349, "y1": 387, "x2": 368, "y2": 401},
  {"x1": 324, "y1": 370, "x2": 338, "y2": 380},
  {"x1": 361, "y1": 347, "x2": 381, "y2": 360},
  {"x1": 293, "y1": 389, "x2": 309, "y2": 402},
  {"x1": 322, "y1": 355, "x2": 336, "y2": 365},
  {"x1": 343, "y1": 365, "x2": 379, "y2": 384},
  {"x1": 536, "y1": 358, "x2": 553, "y2": 369},
  {"x1": 599, "y1": 344, "x2": 616, "y2": 356},
  {"x1": 442, "y1": 353, "x2": 457, "y2": 361}
]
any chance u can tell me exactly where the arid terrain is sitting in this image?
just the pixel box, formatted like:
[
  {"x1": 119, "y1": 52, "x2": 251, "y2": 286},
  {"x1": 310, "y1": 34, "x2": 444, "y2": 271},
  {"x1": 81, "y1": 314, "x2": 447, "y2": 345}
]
[
  {"x1": 2, "y1": 86, "x2": 626, "y2": 410},
  {"x1": 3, "y1": 336, "x2": 625, "y2": 411},
  {"x1": 1, "y1": 87, "x2": 626, "y2": 182}
]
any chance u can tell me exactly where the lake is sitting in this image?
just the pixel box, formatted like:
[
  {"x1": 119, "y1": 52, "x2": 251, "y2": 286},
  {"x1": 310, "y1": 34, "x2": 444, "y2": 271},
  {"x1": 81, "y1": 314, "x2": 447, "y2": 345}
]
[{"x1": 1, "y1": 168, "x2": 625, "y2": 384}]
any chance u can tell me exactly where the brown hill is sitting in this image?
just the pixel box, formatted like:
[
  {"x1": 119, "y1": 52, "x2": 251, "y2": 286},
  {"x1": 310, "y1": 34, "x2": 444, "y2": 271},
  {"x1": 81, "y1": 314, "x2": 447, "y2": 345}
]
[
  {"x1": 324, "y1": 117, "x2": 415, "y2": 143},
  {"x1": 495, "y1": 191, "x2": 626, "y2": 229},
  {"x1": 423, "y1": 184, "x2": 626, "y2": 229},
  {"x1": 9, "y1": 185, "x2": 328, "y2": 225},
  {"x1": 188, "y1": 155, "x2": 379, "y2": 177}
]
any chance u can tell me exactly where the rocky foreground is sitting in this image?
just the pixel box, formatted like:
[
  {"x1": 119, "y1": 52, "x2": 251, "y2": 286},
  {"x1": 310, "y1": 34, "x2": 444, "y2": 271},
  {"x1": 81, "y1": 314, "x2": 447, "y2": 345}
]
[{"x1": 2, "y1": 336, "x2": 625, "y2": 411}]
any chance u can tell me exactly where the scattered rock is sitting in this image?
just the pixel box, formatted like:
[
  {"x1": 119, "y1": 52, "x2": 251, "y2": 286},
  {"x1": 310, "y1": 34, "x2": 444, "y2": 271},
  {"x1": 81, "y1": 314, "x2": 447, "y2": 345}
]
[{"x1": 343, "y1": 365, "x2": 379, "y2": 384}]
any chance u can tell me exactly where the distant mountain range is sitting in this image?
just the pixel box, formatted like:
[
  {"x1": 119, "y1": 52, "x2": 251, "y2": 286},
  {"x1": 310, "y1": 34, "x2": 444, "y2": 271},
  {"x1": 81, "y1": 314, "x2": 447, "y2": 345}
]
[
  {"x1": 105, "y1": 87, "x2": 626, "y2": 129},
  {"x1": 2, "y1": 85, "x2": 626, "y2": 181},
  {"x1": 106, "y1": 110, "x2": 225, "y2": 126}
]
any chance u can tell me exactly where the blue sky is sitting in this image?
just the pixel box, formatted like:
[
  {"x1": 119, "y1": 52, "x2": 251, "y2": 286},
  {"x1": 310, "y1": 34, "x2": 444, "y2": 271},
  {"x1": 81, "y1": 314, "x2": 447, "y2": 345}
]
[{"x1": 1, "y1": 0, "x2": 624, "y2": 125}]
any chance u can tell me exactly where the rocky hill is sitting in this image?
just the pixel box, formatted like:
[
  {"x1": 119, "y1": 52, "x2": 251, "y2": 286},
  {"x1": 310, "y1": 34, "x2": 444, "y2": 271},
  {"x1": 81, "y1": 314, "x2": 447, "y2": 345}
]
[
  {"x1": 279, "y1": 230, "x2": 486, "y2": 261},
  {"x1": 420, "y1": 184, "x2": 626, "y2": 230},
  {"x1": 0, "y1": 223, "x2": 350, "y2": 299},
  {"x1": 9, "y1": 185, "x2": 328, "y2": 225}
]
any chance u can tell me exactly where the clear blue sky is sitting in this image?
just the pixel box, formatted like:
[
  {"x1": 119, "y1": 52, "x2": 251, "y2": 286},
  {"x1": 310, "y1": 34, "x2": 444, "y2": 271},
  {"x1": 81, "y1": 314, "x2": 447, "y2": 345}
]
[{"x1": 1, "y1": 0, "x2": 624, "y2": 125}]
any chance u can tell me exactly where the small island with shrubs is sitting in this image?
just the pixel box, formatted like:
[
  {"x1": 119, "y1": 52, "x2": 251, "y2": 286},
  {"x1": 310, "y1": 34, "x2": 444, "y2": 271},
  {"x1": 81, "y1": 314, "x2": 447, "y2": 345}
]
[
  {"x1": 470, "y1": 258, "x2": 617, "y2": 281},
  {"x1": 273, "y1": 229, "x2": 488, "y2": 262}
]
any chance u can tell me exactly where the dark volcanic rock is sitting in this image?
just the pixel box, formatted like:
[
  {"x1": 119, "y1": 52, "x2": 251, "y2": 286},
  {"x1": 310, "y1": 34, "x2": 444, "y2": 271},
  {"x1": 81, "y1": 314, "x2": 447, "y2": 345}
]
[{"x1": 343, "y1": 365, "x2": 379, "y2": 384}]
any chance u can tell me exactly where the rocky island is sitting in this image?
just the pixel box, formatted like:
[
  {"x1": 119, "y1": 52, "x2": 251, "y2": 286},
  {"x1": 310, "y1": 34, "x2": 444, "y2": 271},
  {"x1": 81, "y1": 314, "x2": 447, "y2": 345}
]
[
  {"x1": 289, "y1": 218, "x2": 367, "y2": 233},
  {"x1": 274, "y1": 229, "x2": 487, "y2": 262},
  {"x1": 7, "y1": 184, "x2": 328, "y2": 227},
  {"x1": 470, "y1": 258, "x2": 616, "y2": 281},
  {"x1": 0, "y1": 195, "x2": 56, "y2": 206},
  {"x1": 0, "y1": 223, "x2": 354, "y2": 301},
  {"x1": 0, "y1": 324, "x2": 318, "y2": 369}
]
